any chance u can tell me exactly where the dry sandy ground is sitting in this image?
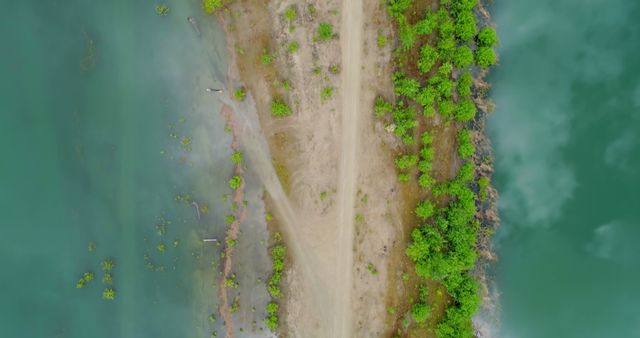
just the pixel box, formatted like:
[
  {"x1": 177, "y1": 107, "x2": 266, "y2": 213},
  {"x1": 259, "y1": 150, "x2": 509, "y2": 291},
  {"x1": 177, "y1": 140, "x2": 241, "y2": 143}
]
[{"x1": 223, "y1": 1, "x2": 404, "y2": 337}]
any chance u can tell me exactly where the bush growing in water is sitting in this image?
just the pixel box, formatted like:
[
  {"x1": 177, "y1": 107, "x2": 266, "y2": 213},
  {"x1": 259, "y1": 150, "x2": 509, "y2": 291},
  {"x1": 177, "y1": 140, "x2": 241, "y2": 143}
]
[
  {"x1": 271, "y1": 100, "x2": 292, "y2": 117},
  {"x1": 102, "y1": 288, "x2": 116, "y2": 300},
  {"x1": 202, "y1": 0, "x2": 222, "y2": 14}
]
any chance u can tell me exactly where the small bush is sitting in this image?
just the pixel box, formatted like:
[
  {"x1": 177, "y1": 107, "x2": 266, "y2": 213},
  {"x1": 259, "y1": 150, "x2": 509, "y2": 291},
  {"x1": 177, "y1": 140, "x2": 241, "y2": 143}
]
[
  {"x1": 374, "y1": 97, "x2": 393, "y2": 117},
  {"x1": 271, "y1": 100, "x2": 292, "y2": 117},
  {"x1": 261, "y1": 49, "x2": 274, "y2": 65},
  {"x1": 231, "y1": 151, "x2": 243, "y2": 165},
  {"x1": 202, "y1": 0, "x2": 222, "y2": 14},
  {"x1": 321, "y1": 86, "x2": 334, "y2": 101},
  {"x1": 453, "y1": 45, "x2": 474, "y2": 69},
  {"x1": 395, "y1": 154, "x2": 418, "y2": 170},
  {"x1": 455, "y1": 99, "x2": 477, "y2": 122},
  {"x1": 284, "y1": 5, "x2": 297, "y2": 22},
  {"x1": 317, "y1": 23, "x2": 335, "y2": 41},
  {"x1": 476, "y1": 47, "x2": 497, "y2": 68},
  {"x1": 458, "y1": 129, "x2": 475, "y2": 159},
  {"x1": 415, "y1": 200, "x2": 435, "y2": 220},
  {"x1": 233, "y1": 87, "x2": 246, "y2": 101},
  {"x1": 287, "y1": 41, "x2": 299, "y2": 53},
  {"x1": 377, "y1": 34, "x2": 388, "y2": 47},
  {"x1": 229, "y1": 175, "x2": 242, "y2": 190},
  {"x1": 457, "y1": 72, "x2": 473, "y2": 98},
  {"x1": 477, "y1": 26, "x2": 499, "y2": 47}
]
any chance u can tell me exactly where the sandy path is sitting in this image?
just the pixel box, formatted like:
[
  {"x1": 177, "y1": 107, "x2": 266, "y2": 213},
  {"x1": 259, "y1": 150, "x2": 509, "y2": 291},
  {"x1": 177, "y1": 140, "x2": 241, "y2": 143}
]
[{"x1": 332, "y1": 0, "x2": 363, "y2": 337}]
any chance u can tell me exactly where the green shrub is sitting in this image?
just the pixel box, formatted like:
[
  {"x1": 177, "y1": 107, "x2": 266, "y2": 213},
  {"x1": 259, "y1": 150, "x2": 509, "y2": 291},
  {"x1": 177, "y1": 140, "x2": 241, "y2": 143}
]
[
  {"x1": 415, "y1": 200, "x2": 435, "y2": 220},
  {"x1": 475, "y1": 47, "x2": 497, "y2": 68},
  {"x1": 415, "y1": 12, "x2": 438, "y2": 35},
  {"x1": 399, "y1": 22, "x2": 417, "y2": 51},
  {"x1": 477, "y1": 26, "x2": 499, "y2": 47},
  {"x1": 387, "y1": 0, "x2": 411, "y2": 18},
  {"x1": 395, "y1": 154, "x2": 418, "y2": 170},
  {"x1": 457, "y1": 72, "x2": 473, "y2": 98},
  {"x1": 418, "y1": 173, "x2": 435, "y2": 189},
  {"x1": 438, "y1": 99, "x2": 455, "y2": 120},
  {"x1": 374, "y1": 97, "x2": 393, "y2": 117},
  {"x1": 287, "y1": 41, "x2": 299, "y2": 53},
  {"x1": 454, "y1": 11, "x2": 477, "y2": 42},
  {"x1": 320, "y1": 86, "x2": 334, "y2": 101},
  {"x1": 229, "y1": 175, "x2": 242, "y2": 189},
  {"x1": 458, "y1": 129, "x2": 475, "y2": 159},
  {"x1": 453, "y1": 45, "x2": 474, "y2": 69},
  {"x1": 284, "y1": 5, "x2": 297, "y2": 22},
  {"x1": 377, "y1": 34, "x2": 388, "y2": 47},
  {"x1": 271, "y1": 100, "x2": 292, "y2": 117},
  {"x1": 411, "y1": 302, "x2": 431, "y2": 323},
  {"x1": 231, "y1": 151, "x2": 243, "y2": 165},
  {"x1": 455, "y1": 99, "x2": 476, "y2": 122},
  {"x1": 317, "y1": 23, "x2": 335, "y2": 41},
  {"x1": 203, "y1": 0, "x2": 222, "y2": 14},
  {"x1": 418, "y1": 45, "x2": 438, "y2": 73},
  {"x1": 103, "y1": 273, "x2": 113, "y2": 285},
  {"x1": 261, "y1": 49, "x2": 274, "y2": 65},
  {"x1": 233, "y1": 87, "x2": 246, "y2": 101},
  {"x1": 421, "y1": 132, "x2": 433, "y2": 145}
]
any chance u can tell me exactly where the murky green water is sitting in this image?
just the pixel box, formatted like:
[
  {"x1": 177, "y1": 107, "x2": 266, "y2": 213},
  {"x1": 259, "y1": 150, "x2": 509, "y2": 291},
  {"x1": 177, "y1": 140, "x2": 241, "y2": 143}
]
[
  {"x1": 489, "y1": 0, "x2": 640, "y2": 337},
  {"x1": 0, "y1": 1, "x2": 270, "y2": 337}
]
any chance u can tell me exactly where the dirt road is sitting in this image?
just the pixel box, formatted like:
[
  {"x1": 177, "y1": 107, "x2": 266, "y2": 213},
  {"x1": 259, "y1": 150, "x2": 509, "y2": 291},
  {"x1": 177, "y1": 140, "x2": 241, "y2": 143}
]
[{"x1": 332, "y1": 0, "x2": 364, "y2": 337}]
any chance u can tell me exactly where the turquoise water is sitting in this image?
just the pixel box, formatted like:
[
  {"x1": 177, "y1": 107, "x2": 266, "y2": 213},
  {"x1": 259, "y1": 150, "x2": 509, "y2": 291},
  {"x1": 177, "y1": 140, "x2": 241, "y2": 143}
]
[
  {"x1": 489, "y1": 0, "x2": 640, "y2": 337},
  {"x1": 0, "y1": 1, "x2": 272, "y2": 337}
]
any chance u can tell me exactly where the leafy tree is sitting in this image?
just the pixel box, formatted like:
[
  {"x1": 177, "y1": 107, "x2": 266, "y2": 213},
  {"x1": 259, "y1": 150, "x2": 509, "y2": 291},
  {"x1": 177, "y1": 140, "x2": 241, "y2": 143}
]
[
  {"x1": 477, "y1": 26, "x2": 499, "y2": 47},
  {"x1": 421, "y1": 132, "x2": 433, "y2": 145},
  {"x1": 457, "y1": 72, "x2": 473, "y2": 98},
  {"x1": 317, "y1": 23, "x2": 335, "y2": 41},
  {"x1": 418, "y1": 45, "x2": 438, "y2": 73},
  {"x1": 418, "y1": 160, "x2": 432, "y2": 173},
  {"x1": 453, "y1": 46, "x2": 474, "y2": 69},
  {"x1": 415, "y1": 200, "x2": 435, "y2": 220},
  {"x1": 412, "y1": 302, "x2": 431, "y2": 323},
  {"x1": 420, "y1": 147, "x2": 434, "y2": 162},
  {"x1": 454, "y1": 12, "x2": 477, "y2": 42},
  {"x1": 271, "y1": 99, "x2": 291, "y2": 117},
  {"x1": 419, "y1": 173, "x2": 435, "y2": 189},
  {"x1": 203, "y1": 0, "x2": 222, "y2": 14},
  {"x1": 475, "y1": 47, "x2": 497, "y2": 68},
  {"x1": 455, "y1": 99, "x2": 476, "y2": 122},
  {"x1": 229, "y1": 175, "x2": 242, "y2": 190},
  {"x1": 438, "y1": 99, "x2": 455, "y2": 120},
  {"x1": 395, "y1": 154, "x2": 418, "y2": 170},
  {"x1": 451, "y1": 0, "x2": 478, "y2": 16},
  {"x1": 103, "y1": 288, "x2": 116, "y2": 300},
  {"x1": 416, "y1": 86, "x2": 437, "y2": 111},
  {"x1": 437, "y1": 35, "x2": 457, "y2": 61},
  {"x1": 457, "y1": 129, "x2": 475, "y2": 159}
]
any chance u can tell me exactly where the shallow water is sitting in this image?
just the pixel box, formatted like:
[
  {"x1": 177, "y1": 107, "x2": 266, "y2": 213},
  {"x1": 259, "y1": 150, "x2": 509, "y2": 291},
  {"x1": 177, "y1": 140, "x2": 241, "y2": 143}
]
[
  {"x1": 0, "y1": 1, "x2": 270, "y2": 337},
  {"x1": 489, "y1": 0, "x2": 640, "y2": 337}
]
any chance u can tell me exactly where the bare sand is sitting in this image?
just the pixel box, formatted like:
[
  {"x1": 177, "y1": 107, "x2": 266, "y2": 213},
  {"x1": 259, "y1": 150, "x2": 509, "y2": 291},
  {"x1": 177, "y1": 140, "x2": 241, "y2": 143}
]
[{"x1": 220, "y1": 1, "x2": 405, "y2": 336}]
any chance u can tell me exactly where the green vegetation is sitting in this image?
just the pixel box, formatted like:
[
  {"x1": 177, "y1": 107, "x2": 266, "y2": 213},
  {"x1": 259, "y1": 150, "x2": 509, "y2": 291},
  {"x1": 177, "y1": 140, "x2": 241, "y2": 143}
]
[
  {"x1": 287, "y1": 41, "x2": 299, "y2": 53},
  {"x1": 265, "y1": 302, "x2": 279, "y2": 331},
  {"x1": 231, "y1": 151, "x2": 243, "y2": 165},
  {"x1": 157, "y1": 243, "x2": 166, "y2": 252},
  {"x1": 366, "y1": 262, "x2": 378, "y2": 276},
  {"x1": 381, "y1": 0, "x2": 498, "y2": 335},
  {"x1": 102, "y1": 288, "x2": 116, "y2": 300},
  {"x1": 317, "y1": 23, "x2": 335, "y2": 41},
  {"x1": 284, "y1": 5, "x2": 297, "y2": 22},
  {"x1": 229, "y1": 175, "x2": 242, "y2": 190},
  {"x1": 265, "y1": 232, "x2": 286, "y2": 332},
  {"x1": 155, "y1": 4, "x2": 169, "y2": 16},
  {"x1": 321, "y1": 86, "x2": 334, "y2": 101},
  {"x1": 202, "y1": 0, "x2": 222, "y2": 14},
  {"x1": 377, "y1": 34, "x2": 388, "y2": 48},
  {"x1": 271, "y1": 99, "x2": 292, "y2": 117},
  {"x1": 76, "y1": 272, "x2": 95, "y2": 289},
  {"x1": 88, "y1": 241, "x2": 96, "y2": 252},
  {"x1": 261, "y1": 49, "x2": 274, "y2": 65},
  {"x1": 101, "y1": 258, "x2": 114, "y2": 272},
  {"x1": 103, "y1": 273, "x2": 113, "y2": 285},
  {"x1": 233, "y1": 87, "x2": 246, "y2": 101}
]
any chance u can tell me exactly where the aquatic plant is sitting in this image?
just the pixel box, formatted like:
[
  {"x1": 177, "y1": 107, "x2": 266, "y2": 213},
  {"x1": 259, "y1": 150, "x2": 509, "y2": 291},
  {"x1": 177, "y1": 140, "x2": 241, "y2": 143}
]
[
  {"x1": 156, "y1": 243, "x2": 166, "y2": 252},
  {"x1": 203, "y1": 0, "x2": 222, "y2": 14},
  {"x1": 155, "y1": 4, "x2": 169, "y2": 16},
  {"x1": 415, "y1": 200, "x2": 435, "y2": 220},
  {"x1": 102, "y1": 288, "x2": 116, "y2": 300},
  {"x1": 270, "y1": 99, "x2": 292, "y2": 117},
  {"x1": 102, "y1": 273, "x2": 113, "y2": 285},
  {"x1": 88, "y1": 241, "x2": 97, "y2": 252},
  {"x1": 101, "y1": 258, "x2": 115, "y2": 272},
  {"x1": 316, "y1": 23, "x2": 335, "y2": 42},
  {"x1": 83, "y1": 272, "x2": 94, "y2": 282}
]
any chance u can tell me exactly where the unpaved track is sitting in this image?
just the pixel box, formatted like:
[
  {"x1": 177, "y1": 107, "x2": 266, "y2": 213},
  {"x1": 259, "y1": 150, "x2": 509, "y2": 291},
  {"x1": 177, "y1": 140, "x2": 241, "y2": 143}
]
[{"x1": 332, "y1": 0, "x2": 363, "y2": 337}]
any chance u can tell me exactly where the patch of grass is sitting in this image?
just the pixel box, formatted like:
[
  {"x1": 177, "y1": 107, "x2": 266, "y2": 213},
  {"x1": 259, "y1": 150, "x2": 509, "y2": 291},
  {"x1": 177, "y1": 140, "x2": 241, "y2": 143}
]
[
  {"x1": 231, "y1": 151, "x2": 243, "y2": 165},
  {"x1": 271, "y1": 99, "x2": 292, "y2": 117},
  {"x1": 320, "y1": 86, "x2": 334, "y2": 101},
  {"x1": 377, "y1": 34, "x2": 387, "y2": 48},
  {"x1": 287, "y1": 41, "x2": 299, "y2": 53},
  {"x1": 202, "y1": 0, "x2": 222, "y2": 14},
  {"x1": 316, "y1": 23, "x2": 335, "y2": 42}
]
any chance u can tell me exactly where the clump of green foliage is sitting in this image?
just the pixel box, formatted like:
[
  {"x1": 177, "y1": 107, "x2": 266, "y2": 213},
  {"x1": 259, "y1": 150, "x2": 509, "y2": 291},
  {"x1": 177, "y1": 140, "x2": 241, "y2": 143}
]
[
  {"x1": 265, "y1": 302, "x2": 279, "y2": 331},
  {"x1": 231, "y1": 151, "x2": 243, "y2": 165},
  {"x1": 377, "y1": 34, "x2": 388, "y2": 47},
  {"x1": 76, "y1": 272, "x2": 95, "y2": 289},
  {"x1": 477, "y1": 26, "x2": 499, "y2": 47},
  {"x1": 155, "y1": 4, "x2": 169, "y2": 16},
  {"x1": 229, "y1": 175, "x2": 242, "y2": 190},
  {"x1": 233, "y1": 87, "x2": 246, "y2": 101},
  {"x1": 458, "y1": 129, "x2": 475, "y2": 159},
  {"x1": 366, "y1": 262, "x2": 378, "y2": 276},
  {"x1": 101, "y1": 258, "x2": 115, "y2": 272},
  {"x1": 261, "y1": 49, "x2": 274, "y2": 65},
  {"x1": 475, "y1": 47, "x2": 497, "y2": 68},
  {"x1": 102, "y1": 288, "x2": 116, "y2": 300},
  {"x1": 271, "y1": 99, "x2": 292, "y2": 117},
  {"x1": 287, "y1": 41, "x2": 299, "y2": 53},
  {"x1": 203, "y1": 0, "x2": 222, "y2": 14},
  {"x1": 317, "y1": 23, "x2": 335, "y2": 41},
  {"x1": 321, "y1": 86, "x2": 334, "y2": 101}
]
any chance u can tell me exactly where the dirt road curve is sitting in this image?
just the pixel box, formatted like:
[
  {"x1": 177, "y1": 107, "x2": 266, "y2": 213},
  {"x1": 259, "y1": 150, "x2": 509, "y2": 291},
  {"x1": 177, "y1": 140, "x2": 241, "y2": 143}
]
[{"x1": 332, "y1": 0, "x2": 363, "y2": 337}]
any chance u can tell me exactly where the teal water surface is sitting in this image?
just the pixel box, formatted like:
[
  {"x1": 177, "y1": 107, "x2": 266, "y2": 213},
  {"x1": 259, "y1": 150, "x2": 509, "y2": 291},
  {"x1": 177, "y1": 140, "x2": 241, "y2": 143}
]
[
  {"x1": 0, "y1": 1, "x2": 263, "y2": 337},
  {"x1": 489, "y1": 0, "x2": 640, "y2": 337}
]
